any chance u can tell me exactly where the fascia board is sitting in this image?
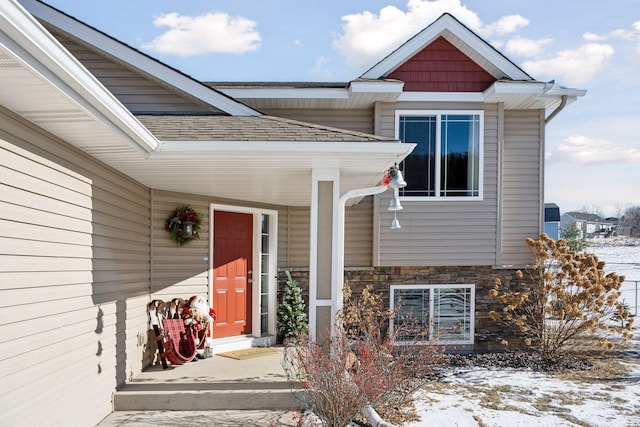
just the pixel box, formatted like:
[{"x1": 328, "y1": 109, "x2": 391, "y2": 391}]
[
  {"x1": 484, "y1": 81, "x2": 586, "y2": 104},
  {"x1": 485, "y1": 81, "x2": 547, "y2": 97},
  {"x1": 544, "y1": 85, "x2": 587, "y2": 98},
  {"x1": 349, "y1": 80, "x2": 404, "y2": 94},
  {"x1": 2, "y1": 0, "x2": 158, "y2": 155},
  {"x1": 221, "y1": 87, "x2": 350, "y2": 100},
  {"x1": 152, "y1": 140, "x2": 415, "y2": 157},
  {"x1": 361, "y1": 14, "x2": 531, "y2": 81},
  {"x1": 21, "y1": 0, "x2": 261, "y2": 117}
]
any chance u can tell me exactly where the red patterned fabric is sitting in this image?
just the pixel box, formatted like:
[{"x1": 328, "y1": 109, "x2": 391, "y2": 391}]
[{"x1": 162, "y1": 318, "x2": 196, "y2": 364}]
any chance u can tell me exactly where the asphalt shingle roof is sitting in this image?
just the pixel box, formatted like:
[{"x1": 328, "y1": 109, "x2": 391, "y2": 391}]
[{"x1": 136, "y1": 114, "x2": 396, "y2": 143}]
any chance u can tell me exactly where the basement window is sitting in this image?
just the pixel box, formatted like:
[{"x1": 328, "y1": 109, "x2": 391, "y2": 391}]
[{"x1": 390, "y1": 284, "x2": 475, "y2": 345}]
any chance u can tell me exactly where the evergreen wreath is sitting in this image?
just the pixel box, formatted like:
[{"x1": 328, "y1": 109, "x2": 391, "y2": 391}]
[{"x1": 166, "y1": 205, "x2": 201, "y2": 246}]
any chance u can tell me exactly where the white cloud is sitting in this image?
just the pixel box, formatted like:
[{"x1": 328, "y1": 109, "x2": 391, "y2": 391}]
[
  {"x1": 332, "y1": 0, "x2": 527, "y2": 72},
  {"x1": 142, "y1": 12, "x2": 260, "y2": 56},
  {"x1": 310, "y1": 56, "x2": 333, "y2": 79},
  {"x1": 505, "y1": 37, "x2": 553, "y2": 57},
  {"x1": 548, "y1": 134, "x2": 640, "y2": 165},
  {"x1": 583, "y1": 31, "x2": 606, "y2": 42},
  {"x1": 480, "y1": 15, "x2": 529, "y2": 37},
  {"x1": 294, "y1": 39, "x2": 303, "y2": 47},
  {"x1": 522, "y1": 43, "x2": 614, "y2": 85},
  {"x1": 586, "y1": 29, "x2": 635, "y2": 42}
]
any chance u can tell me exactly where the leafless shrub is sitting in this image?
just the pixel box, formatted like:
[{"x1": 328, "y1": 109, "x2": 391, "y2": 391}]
[
  {"x1": 283, "y1": 283, "x2": 444, "y2": 426},
  {"x1": 490, "y1": 233, "x2": 634, "y2": 360}
]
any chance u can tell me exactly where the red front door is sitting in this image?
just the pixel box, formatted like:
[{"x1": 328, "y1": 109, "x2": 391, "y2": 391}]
[{"x1": 213, "y1": 211, "x2": 253, "y2": 338}]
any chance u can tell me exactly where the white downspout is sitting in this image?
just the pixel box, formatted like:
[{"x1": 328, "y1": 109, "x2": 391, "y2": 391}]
[
  {"x1": 545, "y1": 95, "x2": 568, "y2": 124},
  {"x1": 333, "y1": 184, "x2": 389, "y2": 329}
]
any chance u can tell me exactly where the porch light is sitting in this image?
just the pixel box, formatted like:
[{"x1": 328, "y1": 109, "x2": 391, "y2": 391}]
[{"x1": 182, "y1": 220, "x2": 195, "y2": 238}]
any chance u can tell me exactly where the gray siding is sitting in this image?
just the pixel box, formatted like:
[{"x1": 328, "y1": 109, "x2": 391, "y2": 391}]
[
  {"x1": 49, "y1": 27, "x2": 218, "y2": 114},
  {"x1": 345, "y1": 197, "x2": 373, "y2": 267},
  {"x1": 376, "y1": 102, "x2": 499, "y2": 267},
  {"x1": 258, "y1": 108, "x2": 374, "y2": 135},
  {"x1": 277, "y1": 200, "x2": 373, "y2": 269},
  {"x1": 500, "y1": 110, "x2": 543, "y2": 265},
  {"x1": 278, "y1": 206, "x2": 310, "y2": 268},
  {"x1": 0, "y1": 109, "x2": 150, "y2": 426}
]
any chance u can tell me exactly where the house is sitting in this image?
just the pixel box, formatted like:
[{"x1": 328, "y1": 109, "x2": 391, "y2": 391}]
[
  {"x1": 211, "y1": 15, "x2": 584, "y2": 346},
  {"x1": 0, "y1": 0, "x2": 584, "y2": 425},
  {"x1": 561, "y1": 212, "x2": 616, "y2": 238},
  {"x1": 544, "y1": 203, "x2": 561, "y2": 240}
]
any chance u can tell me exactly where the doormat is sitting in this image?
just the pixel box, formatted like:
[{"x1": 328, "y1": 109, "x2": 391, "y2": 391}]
[{"x1": 217, "y1": 347, "x2": 278, "y2": 360}]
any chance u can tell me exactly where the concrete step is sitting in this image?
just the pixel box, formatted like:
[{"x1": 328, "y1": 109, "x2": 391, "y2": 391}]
[
  {"x1": 112, "y1": 346, "x2": 300, "y2": 412},
  {"x1": 113, "y1": 382, "x2": 297, "y2": 411}
]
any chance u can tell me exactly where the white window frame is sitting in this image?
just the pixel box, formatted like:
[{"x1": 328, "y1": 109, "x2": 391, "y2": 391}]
[
  {"x1": 395, "y1": 110, "x2": 484, "y2": 201},
  {"x1": 389, "y1": 284, "x2": 475, "y2": 345}
]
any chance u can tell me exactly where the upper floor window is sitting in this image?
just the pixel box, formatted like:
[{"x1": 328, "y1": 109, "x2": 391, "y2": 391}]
[{"x1": 396, "y1": 111, "x2": 483, "y2": 199}]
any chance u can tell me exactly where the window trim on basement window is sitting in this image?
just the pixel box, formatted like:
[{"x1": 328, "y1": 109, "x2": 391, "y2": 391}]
[
  {"x1": 389, "y1": 284, "x2": 475, "y2": 345},
  {"x1": 395, "y1": 110, "x2": 484, "y2": 202}
]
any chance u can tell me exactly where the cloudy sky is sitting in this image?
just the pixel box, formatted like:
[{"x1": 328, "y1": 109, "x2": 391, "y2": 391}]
[{"x1": 42, "y1": 0, "x2": 640, "y2": 217}]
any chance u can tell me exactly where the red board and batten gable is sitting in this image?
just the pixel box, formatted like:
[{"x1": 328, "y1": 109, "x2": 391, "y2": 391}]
[{"x1": 387, "y1": 36, "x2": 495, "y2": 92}]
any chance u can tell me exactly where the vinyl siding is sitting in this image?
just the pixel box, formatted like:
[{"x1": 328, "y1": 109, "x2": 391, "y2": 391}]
[
  {"x1": 376, "y1": 102, "x2": 499, "y2": 266},
  {"x1": 0, "y1": 109, "x2": 150, "y2": 427},
  {"x1": 150, "y1": 192, "x2": 211, "y2": 301},
  {"x1": 48, "y1": 27, "x2": 218, "y2": 114},
  {"x1": 277, "y1": 200, "x2": 373, "y2": 269},
  {"x1": 257, "y1": 108, "x2": 374, "y2": 135},
  {"x1": 279, "y1": 206, "x2": 310, "y2": 268},
  {"x1": 500, "y1": 110, "x2": 543, "y2": 265},
  {"x1": 345, "y1": 197, "x2": 373, "y2": 267}
]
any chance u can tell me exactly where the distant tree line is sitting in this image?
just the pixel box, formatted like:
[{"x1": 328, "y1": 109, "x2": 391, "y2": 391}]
[{"x1": 619, "y1": 205, "x2": 640, "y2": 237}]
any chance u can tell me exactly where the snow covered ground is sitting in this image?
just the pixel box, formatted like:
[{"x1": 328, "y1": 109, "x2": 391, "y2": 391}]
[
  {"x1": 405, "y1": 239, "x2": 640, "y2": 427},
  {"x1": 407, "y1": 323, "x2": 640, "y2": 426},
  {"x1": 589, "y1": 238, "x2": 640, "y2": 317},
  {"x1": 407, "y1": 355, "x2": 640, "y2": 426}
]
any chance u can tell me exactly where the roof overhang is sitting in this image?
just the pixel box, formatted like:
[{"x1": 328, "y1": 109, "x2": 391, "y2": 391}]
[
  {"x1": 0, "y1": 0, "x2": 158, "y2": 157},
  {"x1": 1, "y1": 0, "x2": 414, "y2": 207},
  {"x1": 140, "y1": 140, "x2": 414, "y2": 206},
  {"x1": 217, "y1": 79, "x2": 585, "y2": 111},
  {"x1": 20, "y1": 0, "x2": 261, "y2": 117},
  {"x1": 483, "y1": 80, "x2": 586, "y2": 109},
  {"x1": 215, "y1": 79, "x2": 405, "y2": 110}
]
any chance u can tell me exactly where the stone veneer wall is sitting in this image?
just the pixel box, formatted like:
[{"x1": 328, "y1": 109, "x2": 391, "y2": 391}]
[{"x1": 278, "y1": 266, "x2": 526, "y2": 352}]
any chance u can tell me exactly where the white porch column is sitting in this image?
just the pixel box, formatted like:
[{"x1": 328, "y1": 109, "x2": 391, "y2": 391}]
[{"x1": 309, "y1": 169, "x2": 340, "y2": 341}]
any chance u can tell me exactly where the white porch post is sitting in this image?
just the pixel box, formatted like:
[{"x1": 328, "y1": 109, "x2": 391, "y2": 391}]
[
  {"x1": 309, "y1": 169, "x2": 340, "y2": 341},
  {"x1": 309, "y1": 168, "x2": 393, "y2": 341}
]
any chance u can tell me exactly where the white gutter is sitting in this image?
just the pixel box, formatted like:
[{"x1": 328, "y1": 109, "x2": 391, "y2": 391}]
[{"x1": 151, "y1": 140, "x2": 413, "y2": 157}]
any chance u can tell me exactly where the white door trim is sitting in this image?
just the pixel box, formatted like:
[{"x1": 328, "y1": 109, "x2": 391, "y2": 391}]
[{"x1": 209, "y1": 203, "x2": 279, "y2": 338}]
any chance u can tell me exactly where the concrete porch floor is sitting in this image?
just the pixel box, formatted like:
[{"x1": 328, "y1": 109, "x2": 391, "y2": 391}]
[{"x1": 98, "y1": 346, "x2": 300, "y2": 426}]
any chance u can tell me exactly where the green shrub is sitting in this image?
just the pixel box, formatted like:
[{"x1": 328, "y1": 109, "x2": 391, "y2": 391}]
[{"x1": 277, "y1": 271, "x2": 308, "y2": 342}]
